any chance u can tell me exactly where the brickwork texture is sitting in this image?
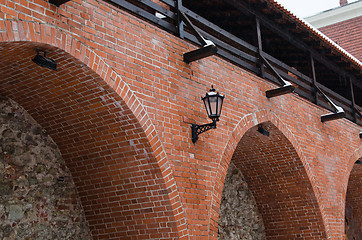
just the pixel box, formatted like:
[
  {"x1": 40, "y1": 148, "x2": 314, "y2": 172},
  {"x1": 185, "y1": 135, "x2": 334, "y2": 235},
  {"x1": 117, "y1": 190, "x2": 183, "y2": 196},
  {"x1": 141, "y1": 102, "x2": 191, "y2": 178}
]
[
  {"x1": 0, "y1": 0, "x2": 361, "y2": 239},
  {"x1": 319, "y1": 16, "x2": 362, "y2": 61}
]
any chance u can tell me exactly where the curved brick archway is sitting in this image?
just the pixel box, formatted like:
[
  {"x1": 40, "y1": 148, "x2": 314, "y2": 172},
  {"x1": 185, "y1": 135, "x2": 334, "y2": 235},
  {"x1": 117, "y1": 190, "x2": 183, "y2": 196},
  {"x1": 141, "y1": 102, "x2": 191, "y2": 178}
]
[
  {"x1": 345, "y1": 160, "x2": 362, "y2": 239},
  {"x1": 345, "y1": 147, "x2": 362, "y2": 186},
  {"x1": 0, "y1": 20, "x2": 186, "y2": 237},
  {"x1": 210, "y1": 110, "x2": 327, "y2": 239},
  {"x1": 344, "y1": 148, "x2": 362, "y2": 239}
]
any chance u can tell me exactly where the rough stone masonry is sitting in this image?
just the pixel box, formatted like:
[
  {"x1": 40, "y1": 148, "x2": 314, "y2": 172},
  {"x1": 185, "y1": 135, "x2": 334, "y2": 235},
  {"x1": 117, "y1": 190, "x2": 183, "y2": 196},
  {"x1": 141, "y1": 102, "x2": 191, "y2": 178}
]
[
  {"x1": 218, "y1": 162, "x2": 266, "y2": 240},
  {"x1": 0, "y1": 97, "x2": 91, "y2": 239}
]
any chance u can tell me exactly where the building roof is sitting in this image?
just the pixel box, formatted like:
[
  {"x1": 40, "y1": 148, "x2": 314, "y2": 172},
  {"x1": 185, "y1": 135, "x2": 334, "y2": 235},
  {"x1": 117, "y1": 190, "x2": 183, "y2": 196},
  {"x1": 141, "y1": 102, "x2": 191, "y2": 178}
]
[
  {"x1": 268, "y1": 0, "x2": 362, "y2": 69},
  {"x1": 305, "y1": 0, "x2": 362, "y2": 28}
]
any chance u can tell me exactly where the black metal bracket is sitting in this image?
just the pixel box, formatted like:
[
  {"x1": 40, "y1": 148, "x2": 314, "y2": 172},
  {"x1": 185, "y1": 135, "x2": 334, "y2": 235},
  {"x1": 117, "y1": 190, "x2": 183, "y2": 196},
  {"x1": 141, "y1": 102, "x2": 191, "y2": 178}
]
[
  {"x1": 179, "y1": 11, "x2": 217, "y2": 63},
  {"x1": 359, "y1": 132, "x2": 362, "y2": 139},
  {"x1": 259, "y1": 53, "x2": 295, "y2": 98},
  {"x1": 191, "y1": 121, "x2": 216, "y2": 143},
  {"x1": 49, "y1": 0, "x2": 71, "y2": 7},
  {"x1": 315, "y1": 85, "x2": 345, "y2": 122}
]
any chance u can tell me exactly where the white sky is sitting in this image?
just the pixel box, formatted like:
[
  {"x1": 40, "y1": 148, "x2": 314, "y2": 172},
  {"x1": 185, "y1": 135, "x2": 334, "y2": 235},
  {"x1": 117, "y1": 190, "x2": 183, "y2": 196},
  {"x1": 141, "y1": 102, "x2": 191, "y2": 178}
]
[{"x1": 275, "y1": 0, "x2": 359, "y2": 18}]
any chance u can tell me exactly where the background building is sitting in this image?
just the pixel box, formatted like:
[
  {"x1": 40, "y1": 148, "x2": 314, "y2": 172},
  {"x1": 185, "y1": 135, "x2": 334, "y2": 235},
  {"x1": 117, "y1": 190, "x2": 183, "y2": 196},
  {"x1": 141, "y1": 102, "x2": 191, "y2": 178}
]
[{"x1": 305, "y1": 0, "x2": 362, "y2": 61}]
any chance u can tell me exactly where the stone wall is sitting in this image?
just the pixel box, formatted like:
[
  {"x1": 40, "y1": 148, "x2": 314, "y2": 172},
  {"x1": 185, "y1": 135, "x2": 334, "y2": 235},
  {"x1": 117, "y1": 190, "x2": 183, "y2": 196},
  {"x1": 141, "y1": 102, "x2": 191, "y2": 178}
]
[
  {"x1": 218, "y1": 162, "x2": 266, "y2": 240},
  {"x1": 0, "y1": 97, "x2": 92, "y2": 239}
]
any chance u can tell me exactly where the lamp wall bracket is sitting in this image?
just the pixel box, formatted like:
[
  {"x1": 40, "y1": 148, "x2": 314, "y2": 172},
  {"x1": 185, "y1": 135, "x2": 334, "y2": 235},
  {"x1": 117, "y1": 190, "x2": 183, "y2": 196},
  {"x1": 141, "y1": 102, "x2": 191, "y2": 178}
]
[{"x1": 191, "y1": 121, "x2": 216, "y2": 143}]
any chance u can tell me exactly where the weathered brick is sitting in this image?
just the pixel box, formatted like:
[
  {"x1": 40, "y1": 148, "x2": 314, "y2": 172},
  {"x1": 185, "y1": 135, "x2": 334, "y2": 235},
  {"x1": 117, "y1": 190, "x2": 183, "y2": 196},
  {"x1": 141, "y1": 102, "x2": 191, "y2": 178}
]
[{"x1": 0, "y1": 0, "x2": 360, "y2": 239}]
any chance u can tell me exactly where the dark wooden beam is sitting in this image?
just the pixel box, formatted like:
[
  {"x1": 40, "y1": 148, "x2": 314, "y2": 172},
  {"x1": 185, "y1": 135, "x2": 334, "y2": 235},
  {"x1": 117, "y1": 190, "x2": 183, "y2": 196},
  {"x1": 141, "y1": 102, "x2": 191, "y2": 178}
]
[
  {"x1": 315, "y1": 83, "x2": 346, "y2": 122},
  {"x1": 294, "y1": 30, "x2": 310, "y2": 39},
  {"x1": 310, "y1": 54, "x2": 319, "y2": 105},
  {"x1": 176, "y1": 0, "x2": 184, "y2": 39},
  {"x1": 321, "y1": 111, "x2": 346, "y2": 122},
  {"x1": 266, "y1": 84, "x2": 294, "y2": 98},
  {"x1": 255, "y1": 17, "x2": 265, "y2": 78},
  {"x1": 183, "y1": 44, "x2": 217, "y2": 63},
  {"x1": 284, "y1": 22, "x2": 297, "y2": 30},
  {"x1": 349, "y1": 77, "x2": 358, "y2": 122},
  {"x1": 180, "y1": 7, "x2": 257, "y2": 52},
  {"x1": 251, "y1": 1, "x2": 268, "y2": 10},
  {"x1": 108, "y1": 0, "x2": 177, "y2": 33},
  {"x1": 224, "y1": 0, "x2": 357, "y2": 90}
]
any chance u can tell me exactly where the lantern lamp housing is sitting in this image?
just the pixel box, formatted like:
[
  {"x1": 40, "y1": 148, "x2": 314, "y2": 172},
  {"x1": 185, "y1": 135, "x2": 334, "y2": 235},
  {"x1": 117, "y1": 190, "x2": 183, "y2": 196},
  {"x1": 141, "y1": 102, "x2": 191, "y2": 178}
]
[
  {"x1": 202, "y1": 86, "x2": 224, "y2": 122},
  {"x1": 191, "y1": 86, "x2": 225, "y2": 143}
]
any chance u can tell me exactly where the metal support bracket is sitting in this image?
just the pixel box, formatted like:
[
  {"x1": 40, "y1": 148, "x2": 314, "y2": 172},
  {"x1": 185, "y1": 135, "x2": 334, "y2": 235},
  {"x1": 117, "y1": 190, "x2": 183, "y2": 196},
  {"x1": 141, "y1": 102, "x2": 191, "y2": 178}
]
[
  {"x1": 360, "y1": 132, "x2": 362, "y2": 139},
  {"x1": 49, "y1": 0, "x2": 71, "y2": 6},
  {"x1": 179, "y1": 11, "x2": 217, "y2": 63},
  {"x1": 259, "y1": 53, "x2": 295, "y2": 98},
  {"x1": 191, "y1": 121, "x2": 216, "y2": 143},
  {"x1": 315, "y1": 85, "x2": 345, "y2": 122}
]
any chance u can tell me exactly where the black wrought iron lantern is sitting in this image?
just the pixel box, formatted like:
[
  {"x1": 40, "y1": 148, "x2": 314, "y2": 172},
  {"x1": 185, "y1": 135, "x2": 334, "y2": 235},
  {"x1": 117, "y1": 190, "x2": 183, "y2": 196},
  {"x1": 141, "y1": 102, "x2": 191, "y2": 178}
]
[
  {"x1": 202, "y1": 86, "x2": 224, "y2": 122},
  {"x1": 191, "y1": 85, "x2": 225, "y2": 143}
]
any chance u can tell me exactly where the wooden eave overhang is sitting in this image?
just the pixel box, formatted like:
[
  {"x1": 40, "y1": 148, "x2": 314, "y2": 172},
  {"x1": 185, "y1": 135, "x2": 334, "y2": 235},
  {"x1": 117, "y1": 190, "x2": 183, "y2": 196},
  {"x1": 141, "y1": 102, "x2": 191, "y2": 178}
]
[
  {"x1": 265, "y1": 0, "x2": 362, "y2": 73},
  {"x1": 70, "y1": 0, "x2": 361, "y2": 125}
]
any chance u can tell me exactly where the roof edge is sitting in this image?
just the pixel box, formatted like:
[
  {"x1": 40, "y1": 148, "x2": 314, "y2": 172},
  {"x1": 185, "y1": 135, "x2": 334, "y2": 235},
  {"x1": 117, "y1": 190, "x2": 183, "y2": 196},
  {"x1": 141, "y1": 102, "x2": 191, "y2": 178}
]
[{"x1": 268, "y1": 0, "x2": 362, "y2": 70}]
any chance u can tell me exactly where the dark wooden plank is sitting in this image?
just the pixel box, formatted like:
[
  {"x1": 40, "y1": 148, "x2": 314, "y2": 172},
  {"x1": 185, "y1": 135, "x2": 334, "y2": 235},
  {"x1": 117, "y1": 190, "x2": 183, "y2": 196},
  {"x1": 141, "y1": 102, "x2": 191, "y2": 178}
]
[
  {"x1": 108, "y1": 0, "x2": 177, "y2": 33},
  {"x1": 183, "y1": 32, "x2": 258, "y2": 73},
  {"x1": 217, "y1": 48, "x2": 258, "y2": 73},
  {"x1": 317, "y1": 83, "x2": 352, "y2": 107},
  {"x1": 256, "y1": 17, "x2": 265, "y2": 78},
  {"x1": 180, "y1": 6, "x2": 258, "y2": 52},
  {"x1": 138, "y1": 0, "x2": 176, "y2": 20},
  {"x1": 278, "y1": 70, "x2": 313, "y2": 92},
  {"x1": 224, "y1": 0, "x2": 361, "y2": 91},
  {"x1": 263, "y1": 52, "x2": 313, "y2": 84},
  {"x1": 160, "y1": 0, "x2": 175, "y2": 7},
  {"x1": 197, "y1": 28, "x2": 258, "y2": 63}
]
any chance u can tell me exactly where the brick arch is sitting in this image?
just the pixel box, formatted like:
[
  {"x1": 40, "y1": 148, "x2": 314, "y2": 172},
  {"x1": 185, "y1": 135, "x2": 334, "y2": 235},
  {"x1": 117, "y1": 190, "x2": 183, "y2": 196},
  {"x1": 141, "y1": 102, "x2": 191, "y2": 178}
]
[
  {"x1": 345, "y1": 146, "x2": 362, "y2": 189},
  {"x1": 0, "y1": 19, "x2": 187, "y2": 239},
  {"x1": 209, "y1": 110, "x2": 327, "y2": 239},
  {"x1": 344, "y1": 147, "x2": 362, "y2": 238}
]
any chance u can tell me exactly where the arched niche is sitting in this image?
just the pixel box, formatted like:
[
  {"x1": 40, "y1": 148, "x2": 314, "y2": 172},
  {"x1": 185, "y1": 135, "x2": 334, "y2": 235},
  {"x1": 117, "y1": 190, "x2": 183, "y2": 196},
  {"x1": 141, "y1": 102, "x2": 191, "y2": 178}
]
[
  {"x1": 345, "y1": 158, "x2": 362, "y2": 239},
  {"x1": 219, "y1": 121, "x2": 326, "y2": 239},
  {"x1": 0, "y1": 41, "x2": 179, "y2": 239},
  {"x1": 0, "y1": 97, "x2": 92, "y2": 239}
]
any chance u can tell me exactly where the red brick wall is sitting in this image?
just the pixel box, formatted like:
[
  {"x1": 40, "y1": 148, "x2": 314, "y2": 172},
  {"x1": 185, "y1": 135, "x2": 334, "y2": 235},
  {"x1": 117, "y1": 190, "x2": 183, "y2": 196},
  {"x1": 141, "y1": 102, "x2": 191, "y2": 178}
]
[
  {"x1": 319, "y1": 16, "x2": 362, "y2": 61},
  {"x1": 0, "y1": 41, "x2": 180, "y2": 240},
  {"x1": 0, "y1": 0, "x2": 361, "y2": 239}
]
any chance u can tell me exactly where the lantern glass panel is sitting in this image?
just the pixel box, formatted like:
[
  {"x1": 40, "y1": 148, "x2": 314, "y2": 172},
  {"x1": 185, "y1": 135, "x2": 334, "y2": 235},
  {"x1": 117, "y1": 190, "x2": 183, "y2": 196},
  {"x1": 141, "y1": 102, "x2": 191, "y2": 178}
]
[
  {"x1": 209, "y1": 95, "x2": 218, "y2": 116},
  {"x1": 217, "y1": 97, "x2": 223, "y2": 116},
  {"x1": 203, "y1": 98, "x2": 211, "y2": 116}
]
